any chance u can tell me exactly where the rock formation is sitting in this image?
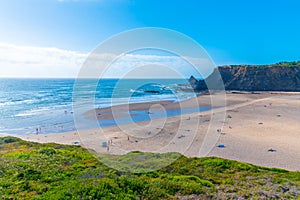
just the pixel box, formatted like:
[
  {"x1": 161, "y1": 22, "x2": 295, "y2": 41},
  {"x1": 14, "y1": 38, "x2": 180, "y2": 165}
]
[{"x1": 192, "y1": 64, "x2": 300, "y2": 91}]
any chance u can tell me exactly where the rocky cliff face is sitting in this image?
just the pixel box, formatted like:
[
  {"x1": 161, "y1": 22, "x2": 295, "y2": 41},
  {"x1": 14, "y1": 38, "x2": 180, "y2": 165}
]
[{"x1": 193, "y1": 65, "x2": 300, "y2": 91}]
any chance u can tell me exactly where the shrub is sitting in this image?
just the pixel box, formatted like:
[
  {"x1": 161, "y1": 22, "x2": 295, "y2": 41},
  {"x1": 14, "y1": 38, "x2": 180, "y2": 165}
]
[{"x1": 39, "y1": 148, "x2": 57, "y2": 156}]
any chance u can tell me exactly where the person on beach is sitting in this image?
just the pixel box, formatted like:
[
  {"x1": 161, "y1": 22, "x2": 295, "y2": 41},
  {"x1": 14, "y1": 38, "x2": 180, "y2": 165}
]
[{"x1": 36, "y1": 128, "x2": 38, "y2": 135}]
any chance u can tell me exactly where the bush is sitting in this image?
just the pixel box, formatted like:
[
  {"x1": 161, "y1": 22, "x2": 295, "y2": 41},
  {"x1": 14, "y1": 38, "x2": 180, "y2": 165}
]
[
  {"x1": 39, "y1": 148, "x2": 56, "y2": 156},
  {"x1": 0, "y1": 137, "x2": 18, "y2": 144}
]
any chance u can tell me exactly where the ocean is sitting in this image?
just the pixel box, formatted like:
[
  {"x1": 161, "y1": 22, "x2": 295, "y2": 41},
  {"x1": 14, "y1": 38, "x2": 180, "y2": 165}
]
[{"x1": 0, "y1": 78, "x2": 199, "y2": 135}]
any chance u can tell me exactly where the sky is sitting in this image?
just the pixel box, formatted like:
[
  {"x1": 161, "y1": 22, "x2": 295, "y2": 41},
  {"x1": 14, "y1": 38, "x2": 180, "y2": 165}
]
[{"x1": 0, "y1": 0, "x2": 300, "y2": 78}]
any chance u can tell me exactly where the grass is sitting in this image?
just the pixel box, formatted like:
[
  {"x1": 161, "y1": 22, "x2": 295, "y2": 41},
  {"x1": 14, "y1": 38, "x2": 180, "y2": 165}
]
[
  {"x1": 0, "y1": 136, "x2": 299, "y2": 199},
  {"x1": 224, "y1": 61, "x2": 300, "y2": 68}
]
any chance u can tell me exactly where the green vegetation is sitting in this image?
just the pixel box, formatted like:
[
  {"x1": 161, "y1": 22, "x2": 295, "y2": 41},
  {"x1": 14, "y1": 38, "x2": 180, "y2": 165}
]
[
  {"x1": 0, "y1": 136, "x2": 299, "y2": 199},
  {"x1": 224, "y1": 61, "x2": 300, "y2": 68},
  {"x1": 98, "y1": 151, "x2": 182, "y2": 173},
  {"x1": 274, "y1": 61, "x2": 300, "y2": 67}
]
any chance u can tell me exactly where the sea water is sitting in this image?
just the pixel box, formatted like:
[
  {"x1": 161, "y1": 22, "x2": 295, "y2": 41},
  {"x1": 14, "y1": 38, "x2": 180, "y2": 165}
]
[{"x1": 0, "y1": 78, "x2": 200, "y2": 135}]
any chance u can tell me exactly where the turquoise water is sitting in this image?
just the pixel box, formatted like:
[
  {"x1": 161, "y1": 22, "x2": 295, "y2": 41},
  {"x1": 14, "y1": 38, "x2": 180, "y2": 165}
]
[{"x1": 0, "y1": 78, "x2": 199, "y2": 135}]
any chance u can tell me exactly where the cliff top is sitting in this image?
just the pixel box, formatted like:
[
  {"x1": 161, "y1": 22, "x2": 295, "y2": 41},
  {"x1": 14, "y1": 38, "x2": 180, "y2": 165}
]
[{"x1": 220, "y1": 61, "x2": 300, "y2": 68}]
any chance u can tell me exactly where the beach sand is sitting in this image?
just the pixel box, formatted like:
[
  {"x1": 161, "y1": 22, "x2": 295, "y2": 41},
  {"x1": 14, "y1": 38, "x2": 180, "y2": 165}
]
[{"x1": 4, "y1": 92, "x2": 300, "y2": 171}]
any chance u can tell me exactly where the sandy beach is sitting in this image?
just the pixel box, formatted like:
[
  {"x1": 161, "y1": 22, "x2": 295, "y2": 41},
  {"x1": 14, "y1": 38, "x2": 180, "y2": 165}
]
[{"x1": 5, "y1": 92, "x2": 300, "y2": 171}]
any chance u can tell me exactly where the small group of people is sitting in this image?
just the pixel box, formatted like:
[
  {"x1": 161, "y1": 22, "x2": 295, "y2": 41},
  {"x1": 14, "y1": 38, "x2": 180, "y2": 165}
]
[{"x1": 106, "y1": 139, "x2": 113, "y2": 151}]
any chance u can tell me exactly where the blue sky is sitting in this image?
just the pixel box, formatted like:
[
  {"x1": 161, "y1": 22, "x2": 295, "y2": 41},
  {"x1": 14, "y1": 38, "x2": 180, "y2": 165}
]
[{"x1": 0, "y1": 0, "x2": 299, "y2": 77}]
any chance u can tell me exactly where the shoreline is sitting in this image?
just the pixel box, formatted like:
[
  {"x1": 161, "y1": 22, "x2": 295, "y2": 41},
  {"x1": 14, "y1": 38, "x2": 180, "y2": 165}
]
[{"x1": 2, "y1": 91, "x2": 300, "y2": 171}]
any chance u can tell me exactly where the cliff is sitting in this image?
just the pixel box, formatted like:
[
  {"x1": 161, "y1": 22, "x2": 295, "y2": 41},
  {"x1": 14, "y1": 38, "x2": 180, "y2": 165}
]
[{"x1": 193, "y1": 64, "x2": 300, "y2": 91}]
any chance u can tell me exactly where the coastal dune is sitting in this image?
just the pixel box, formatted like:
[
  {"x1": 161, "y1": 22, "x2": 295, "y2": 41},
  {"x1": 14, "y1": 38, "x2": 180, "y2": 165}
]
[{"x1": 10, "y1": 92, "x2": 300, "y2": 171}]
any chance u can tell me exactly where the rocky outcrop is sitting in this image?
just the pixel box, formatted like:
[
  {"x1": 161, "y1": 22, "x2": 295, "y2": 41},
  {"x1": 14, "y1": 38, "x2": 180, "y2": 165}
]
[
  {"x1": 188, "y1": 75, "x2": 199, "y2": 89},
  {"x1": 194, "y1": 65, "x2": 300, "y2": 91}
]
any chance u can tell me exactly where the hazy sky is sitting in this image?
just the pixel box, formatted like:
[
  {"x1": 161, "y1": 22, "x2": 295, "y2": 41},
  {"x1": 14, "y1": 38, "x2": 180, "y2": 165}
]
[{"x1": 0, "y1": 0, "x2": 299, "y2": 77}]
